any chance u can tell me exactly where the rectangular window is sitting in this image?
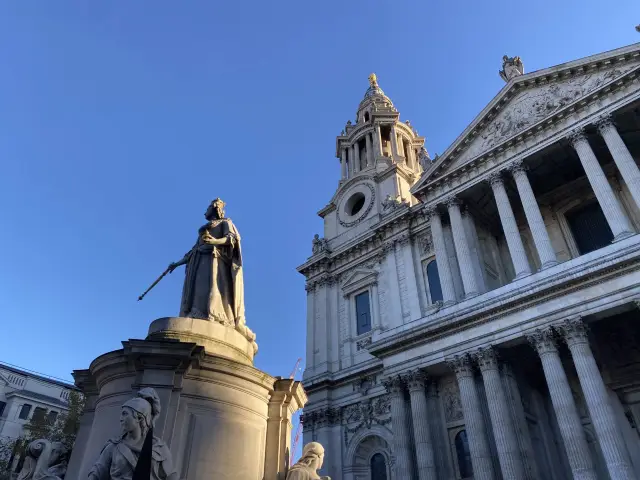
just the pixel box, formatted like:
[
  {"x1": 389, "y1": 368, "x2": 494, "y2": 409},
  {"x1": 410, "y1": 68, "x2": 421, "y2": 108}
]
[
  {"x1": 0, "y1": 401, "x2": 6, "y2": 417},
  {"x1": 355, "y1": 291, "x2": 372, "y2": 335},
  {"x1": 46, "y1": 411, "x2": 58, "y2": 425},
  {"x1": 18, "y1": 404, "x2": 32, "y2": 420},
  {"x1": 32, "y1": 407, "x2": 46, "y2": 423}
]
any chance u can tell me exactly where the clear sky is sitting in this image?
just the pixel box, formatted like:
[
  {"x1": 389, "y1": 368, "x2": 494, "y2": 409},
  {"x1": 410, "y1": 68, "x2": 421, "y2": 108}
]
[{"x1": 0, "y1": 1, "x2": 638, "y2": 385}]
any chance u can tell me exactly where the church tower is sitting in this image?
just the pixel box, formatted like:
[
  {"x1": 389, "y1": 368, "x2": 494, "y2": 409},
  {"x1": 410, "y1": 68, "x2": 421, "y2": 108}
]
[{"x1": 321, "y1": 74, "x2": 429, "y2": 240}]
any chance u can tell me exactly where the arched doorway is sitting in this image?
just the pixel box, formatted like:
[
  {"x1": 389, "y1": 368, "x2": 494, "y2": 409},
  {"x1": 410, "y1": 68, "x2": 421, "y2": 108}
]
[{"x1": 351, "y1": 435, "x2": 392, "y2": 479}]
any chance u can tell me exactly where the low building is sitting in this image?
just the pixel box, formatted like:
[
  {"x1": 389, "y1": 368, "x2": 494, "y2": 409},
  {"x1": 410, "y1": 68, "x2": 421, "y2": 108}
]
[
  {"x1": 299, "y1": 41, "x2": 640, "y2": 479},
  {"x1": 0, "y1": 362, "x2": 76, "y2": 444}
]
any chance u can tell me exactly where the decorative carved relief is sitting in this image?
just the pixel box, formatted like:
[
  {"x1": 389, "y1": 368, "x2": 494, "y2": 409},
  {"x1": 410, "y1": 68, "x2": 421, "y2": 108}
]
[
  {"x1": 342, "y1": 395, "x2": 392, "y2": 445},
  {"x1": 356, "y1": 337, "x2": 372, "y2": 351},
  {"x1": 353, "y1": 374, "x2": 376, "y2": 394},
  {"x1": 441, "y1": 381, "x2": 464, "y2": 422},
  {"x1": 454, "y1": 62, "x2": 639, "y2": 167},
  {"x1": 418, "y1": 230, "x2": 434, "y2": 256}
]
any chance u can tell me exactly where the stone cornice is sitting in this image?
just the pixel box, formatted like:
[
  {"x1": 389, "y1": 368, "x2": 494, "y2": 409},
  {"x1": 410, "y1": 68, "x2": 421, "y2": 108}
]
[
  {"x1": 412, "y1": 43, "x2": 640, "y2": 198},
  {"x1": 368, "y1": 235, "x2": 640, "y2": 359}
]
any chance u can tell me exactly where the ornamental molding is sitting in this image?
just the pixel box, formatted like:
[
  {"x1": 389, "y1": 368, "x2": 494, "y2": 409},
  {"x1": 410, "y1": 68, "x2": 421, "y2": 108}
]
[
  {"x1": 342, "y1": 395, "x2": 392, "y2": 446},
  {"x1": 341, "y1": 268, "x2": 379, "y2": 296},
  {"x1": 337, "y1": 182, "x2": 376, "y2": 228},
  {"x1": 413, "y1": 47, "x2": 640, "y2": 196}
]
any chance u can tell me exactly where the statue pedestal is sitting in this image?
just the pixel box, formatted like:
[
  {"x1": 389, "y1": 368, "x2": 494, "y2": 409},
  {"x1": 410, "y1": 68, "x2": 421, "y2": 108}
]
[{"x1": 66, "y1": 318, "x2": 306, "y2": 480}]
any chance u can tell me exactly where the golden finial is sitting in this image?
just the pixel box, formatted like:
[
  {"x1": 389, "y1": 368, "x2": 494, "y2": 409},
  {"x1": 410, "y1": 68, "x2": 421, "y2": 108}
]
[{"x1": 368, "y1": 73, "x2": 378, "y2": 88}]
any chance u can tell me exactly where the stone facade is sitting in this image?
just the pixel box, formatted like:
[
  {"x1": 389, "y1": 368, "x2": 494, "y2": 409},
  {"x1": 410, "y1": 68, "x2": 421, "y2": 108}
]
[{"x1": 298, "y1": 42, "x2": 640, "y2": 480}]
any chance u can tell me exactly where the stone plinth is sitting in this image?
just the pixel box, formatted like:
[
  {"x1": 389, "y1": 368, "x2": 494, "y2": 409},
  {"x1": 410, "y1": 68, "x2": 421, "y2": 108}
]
[
  {"x1": 66, "y1": 318, "x2": 306, "y2": 480},
  {"x1": 148, "y1": 316, "x2": 256, "y2": 365}
]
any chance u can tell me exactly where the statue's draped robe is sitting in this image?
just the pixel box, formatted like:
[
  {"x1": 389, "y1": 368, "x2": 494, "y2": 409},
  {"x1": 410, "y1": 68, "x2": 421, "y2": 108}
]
[
  {"x1": 286, "y1": 465, "x2": 323, "y2": 480},
  {"x1": 179, "y1": 218, "x2": 245, "y2": 326},
  {"x1": 88, "y1": 437, "x2": 175, "y2": 480}
]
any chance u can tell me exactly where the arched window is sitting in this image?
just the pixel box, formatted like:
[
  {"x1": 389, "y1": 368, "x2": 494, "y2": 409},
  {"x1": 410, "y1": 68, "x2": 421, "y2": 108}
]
[
  {"x1": 370, "y1": 453, "x2": 387, "y2": 480},
  {"x1": 455, "y1": 430, "x2": 473, "y2": 479},
  {"x1": 364, "y1": 112, "x2": 370, "y2": 122},
  {"x1": 426, "y1": 260, "x2": 443, "y2": 303}
]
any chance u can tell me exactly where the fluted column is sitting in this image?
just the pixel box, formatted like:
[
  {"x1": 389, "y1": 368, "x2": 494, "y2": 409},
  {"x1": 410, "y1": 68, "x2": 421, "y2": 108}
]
[
  {"x1": 405, "y1": 371, "x2": 437, "y2": 480},
  {"x1": 375, "y1": 123, "x2": 383, "y2": 157},
  {"x1": 569, "y1": 128, "x2": 635, "y2": 242},
  {"x1": 447, "y1": 197, "x2": 479, "y2": 298},
  {"x1": 365, "y1": 132, "x2": 373, "y2": 167},
  {"x1": 597, "y1": 113, "x2": 640, "y2": 210},
  {"x1": 384, "y1": 376, "x2": 414, "y2": 479},
  {"x1": 407, "y1": 142, "x2": 415, "y2": 169},
  {"x1": 424, "y1": 206, "x2": 456, "y2": 305},
  {"x1": 350, "y1": 145, "x2": 357, "y2": 174},
  {"x1": 474, "y1": 347, "x2": 525, "y2": 480},
  {"x1": 354, "y1": 142, "x2": 361, "y2": 173},
  {"x1": 509, "y1": 160, "x2": 558, "y2": 269},
  {"x1": 341, "y1": 148, "x2": 347, "y2": 179},
  {"x1": 488, "y1": 172, "x2": 532, "y2": 279},
  {"x1": 447, "y1": 355, "x2": 496, "y2": 480},
  {"x1": 390, "y1": 124, "x2": 399, "y2": 161},
  {"x1": 559, "y1": 318, "x2": 637, "y2": 480},
  {"x1": 527, "y1": 327, "x2": 597, "y2": 480},
  {"x1": 426, "y1": 382, "x2": 452, "y2": 479}
]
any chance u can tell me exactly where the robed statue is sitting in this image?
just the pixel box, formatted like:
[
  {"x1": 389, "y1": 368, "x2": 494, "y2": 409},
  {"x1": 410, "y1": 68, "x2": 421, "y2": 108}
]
[
  {"x1": 139, "y1": 198, "x2": 256, "y2": 346},
  {"x1": 88, "y1": 388, "x2": 177, "y2": 480},
  {"x1": 16, "y1": 439, "x2": 69, "y2": 480},
  {"x1": 286, "y1": 442, "x2": 331, "y2": 480}
]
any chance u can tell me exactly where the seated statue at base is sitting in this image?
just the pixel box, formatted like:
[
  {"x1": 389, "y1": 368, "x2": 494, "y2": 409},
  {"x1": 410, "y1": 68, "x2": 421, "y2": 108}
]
[
  {"x1": 286, "y1": 442, "x2": 331, "y2": 480},
  {"x1": 88, "y1": 388, "x2": 177, "y2": 480}
]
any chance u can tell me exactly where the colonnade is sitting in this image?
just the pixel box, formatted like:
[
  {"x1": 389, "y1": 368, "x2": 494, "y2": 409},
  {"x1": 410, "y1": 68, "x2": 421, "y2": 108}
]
[
  {"x1": 425, "y1": 113, "x2": 640, "y2": 301},
  {"x1": 340, "y1": 122, "x2": 420, "y2": 179},
  {"x1": 384, "y1": 317, "x2": 637, "y2": 480}
]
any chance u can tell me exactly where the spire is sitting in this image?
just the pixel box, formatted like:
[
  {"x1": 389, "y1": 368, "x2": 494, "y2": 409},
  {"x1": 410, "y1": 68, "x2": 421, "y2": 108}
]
[{"x1": 361, "y1": 72, "x2": 393, "y2": 105}]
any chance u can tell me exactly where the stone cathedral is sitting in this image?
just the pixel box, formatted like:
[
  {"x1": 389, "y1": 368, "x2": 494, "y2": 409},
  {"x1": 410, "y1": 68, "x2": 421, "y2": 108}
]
[{"x1": 298, "y1": 41, "x2": 640, "y2": 480}]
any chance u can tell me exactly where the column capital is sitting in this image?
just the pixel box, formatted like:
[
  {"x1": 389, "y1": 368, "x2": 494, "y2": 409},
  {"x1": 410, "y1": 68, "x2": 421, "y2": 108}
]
[
  {"x1": 383, "y1": 375, "x2": 405, "y2": 395},
  {"x1": 486, "y1": 171, "x2": 504, "y2": 187},
  {"x1": 568, "y1": 127, "x2": 588, "y2": 148},
  {"x1": 557, "y1": 317, "x2": 589, "y2": 347},
  {"x1": 508, "y1": 158, "x2": 528, "y2": 177},
  {"x1": 446, "y1": 354, "x2": 475, "y2": 378},
  {"x1": 474, "y1": 346, "x2": 500, "y2": 372},
  {"x1": 422, "y1": 205, "x2": 439, "y2": 220},
  {"x1": 527, "y1": 327, "x2": 559, "y2": 356},
  {"x1": 445, "y1": 195, "x2": 462, "y2": 208},
  {"x1": 403, "y1": 369, "x2": 428, "y2": 391},
  {"x1": 595, "y1": 113, "x2": 615, "y2": 133}
]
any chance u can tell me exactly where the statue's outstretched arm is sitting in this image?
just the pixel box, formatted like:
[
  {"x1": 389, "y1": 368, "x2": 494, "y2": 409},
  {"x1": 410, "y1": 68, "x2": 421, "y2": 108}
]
[{"x1": 169, "y1": 248, "x2": 193, "y2": 272}]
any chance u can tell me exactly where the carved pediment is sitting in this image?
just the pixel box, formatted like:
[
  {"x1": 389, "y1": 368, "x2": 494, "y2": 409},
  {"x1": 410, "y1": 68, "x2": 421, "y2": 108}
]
[
  {"x1": 414, "y1": 45, "x2": 640, "y2": 192},
  {"x1": 341, "y1": 268, "x2": 378, "y2": 295}
]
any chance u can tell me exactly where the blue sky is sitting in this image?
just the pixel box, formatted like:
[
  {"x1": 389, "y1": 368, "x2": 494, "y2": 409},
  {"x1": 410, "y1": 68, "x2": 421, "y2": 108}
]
[{"x1": 0, "y1": 1, "x2": 638, "y2": 387}]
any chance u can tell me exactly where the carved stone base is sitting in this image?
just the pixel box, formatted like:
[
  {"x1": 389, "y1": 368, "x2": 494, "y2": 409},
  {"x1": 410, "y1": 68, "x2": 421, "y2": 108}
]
[
  {"x1": 147, "y1": 316, "x2": 256, "y2": 365},
  {"x1": 66, "y1": 332, "x2": 306, "y2": 480}
]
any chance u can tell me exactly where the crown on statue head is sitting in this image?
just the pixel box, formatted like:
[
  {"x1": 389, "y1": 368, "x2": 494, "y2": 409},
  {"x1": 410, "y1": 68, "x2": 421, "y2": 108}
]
[{"x1": 211, "y1": 198, "x2": 226, "y2": 209}]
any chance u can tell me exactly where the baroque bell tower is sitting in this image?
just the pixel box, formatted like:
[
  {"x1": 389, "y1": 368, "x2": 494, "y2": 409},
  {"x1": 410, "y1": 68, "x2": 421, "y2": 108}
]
[{"x1": 319, "y1": 74, "x2": 429, "y2": 240}]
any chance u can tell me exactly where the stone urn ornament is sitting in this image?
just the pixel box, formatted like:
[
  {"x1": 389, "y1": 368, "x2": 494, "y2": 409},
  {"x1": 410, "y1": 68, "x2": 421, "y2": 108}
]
[
  {"x1": 286, "y1": 442, "x2": 331, "y2": 480},
  {"x1": 88, "y1": 388, "x2": 177, "y2": 480}
]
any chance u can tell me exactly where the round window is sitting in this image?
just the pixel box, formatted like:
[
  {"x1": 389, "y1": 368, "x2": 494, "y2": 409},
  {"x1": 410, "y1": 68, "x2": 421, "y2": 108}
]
[{"x1": 345, "y1": 192, "x2": 366, "y2": 216}]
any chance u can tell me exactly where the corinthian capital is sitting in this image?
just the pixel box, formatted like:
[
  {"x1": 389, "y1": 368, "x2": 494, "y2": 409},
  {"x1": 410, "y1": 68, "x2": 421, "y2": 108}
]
[
  {"x1": 403, "y1": 369, "x2": 428, "y2": 391},
  {"x1": 486, "y1": 171, "x2": 504, "y2": 187},
  {"x1": 568, "y1": 128, "x2": 588, "y2": 148},
  {"x1": 473, "y1": 346, "x2": 500, "y2": 371},
  {"x1": 382, "y1": 375, "x2": 405, "y2": 395},
  {"x1": 595, "y1": 113, "x2": 615, "y2": 133},
  {"x1": 422, "y1": 205, "x2": 439, "y2": 221},
  {"x1": 508, "y1": 159, "x2": 527, "y2": 176},
  {"x1": 445, "y1": 195, "x2": 462, "y2": 208},
  {"x1": 446, "y1": 354, "x2": 474, "y2": 378},
  {"x1": 527, "y1": 327, "x2": 558, "y2": 356},
  {"x1": 557, "y1": 317, "x2": 589, "y2": 347}
]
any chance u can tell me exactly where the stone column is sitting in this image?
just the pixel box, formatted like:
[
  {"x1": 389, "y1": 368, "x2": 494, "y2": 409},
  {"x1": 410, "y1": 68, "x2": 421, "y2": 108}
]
[
  {"x1": 365, "y1": 132, "x2": 373, "y2": 167},
  {"x1": 407, "y1": 142, "x2": 415, "y2": 169},
  {"x1": 350, "y1": 145, "x2": 357, "y2": 174},
  {"x1": 597, "y1": 114, "x2": 640, "y2": 211},
  {"x1": 446, "y1": 197, "x2": 479, "y2": 298},
  {"x1": 390, "y1": 124, "x2": 399, "y2": 161},
  {"x1": 383, "y1": 376, "x2": 415, "y2": 479},
  {"x1": 424, "y1": 206, "x2": 456, "y2": 305},
  {"x1": 405, "y1": 371, "x2": 438, "y2": 480},
  {"x1": 426, "y1": 381, "x2": 453, "y2": 479},
  {"x1": 509, "y1": 160, "x2": 558, "y2": 269},
  {"x1": 397, "y1": 133, "x2": 405, "y2": 158},
  {"x1": 559, "y1": 318, "x2": 637, "y2": 480},
  {"x1": 569, "y1": 128, "x2": 635, "y2": 242},
  {"x1": 488, "y1": 172, "x2": 531, "y2": 279},
  {"x1": 447, "y1": 355, "x2": 496, "y2": 480},
  {"x1": 375, "y1": 123, "x2": 383, "y2": 157},
  {"x1": 527, "y1": 327, "x2": 597, "y2": 480},
  {"x1": 353, "y1": 141, "x2": 361, "y2": 173},
  {"x1": 341, "y1": 148, "x2": 347, "y2": 179},
  {"x1": 474, "y1": 347, "x2": 525, "y2": 480}
]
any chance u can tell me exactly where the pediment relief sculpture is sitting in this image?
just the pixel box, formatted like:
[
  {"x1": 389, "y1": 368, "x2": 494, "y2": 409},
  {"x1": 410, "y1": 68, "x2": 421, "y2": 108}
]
[{"x1": 428, "y1": 57, "x2": 640, "y2": 181}]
